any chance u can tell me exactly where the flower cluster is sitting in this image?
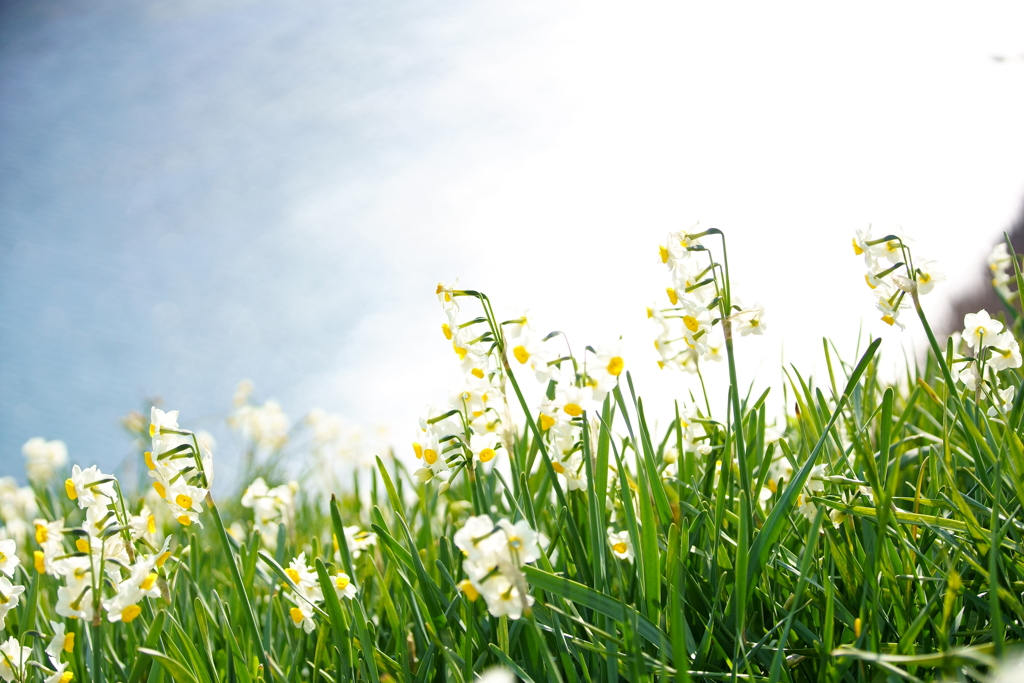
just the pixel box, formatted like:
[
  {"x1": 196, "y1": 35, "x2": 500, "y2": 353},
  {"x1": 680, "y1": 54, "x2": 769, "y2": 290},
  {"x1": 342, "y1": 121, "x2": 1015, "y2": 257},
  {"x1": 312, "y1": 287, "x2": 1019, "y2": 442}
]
[
  {"x1": 653, "y1": 225, "x2": 764, "y2": 373},
  {"x1": 146, "y1": 408, "x2": 213, "y2": 528},
  {"x1": 0, "y1": 479, "x2": 37, "y2": 548},
  {"x1": 282, "y1": 551, "x2": 358, "y2": 634},
  {"x1": 241, "y1": 477, "x2": 298, "y2": 550},
  {"x1": 852, "y1": 225, "x2": 944, "y2": 328},
  {"x1": 952, "y1": 309, "x2": 1022, "y2": 413},
  {"x1": 0, "y1": 613, "x2": 74, "y2": 683},
  {"x1": 454, "y1": 515, "x2": 540, "y2": 619},
  {"x1": 411, "y1": 284, "x2": 510, "y2": 487},
  {"x1": 988, "y1": 243, "x2": 1015, "y2": 299},
  {"x1": 21, "y1": 438, "x2": 68, "y2": 486},
  {"x1": 229, "y1": 381, "x2": 290, "y2": 451}
]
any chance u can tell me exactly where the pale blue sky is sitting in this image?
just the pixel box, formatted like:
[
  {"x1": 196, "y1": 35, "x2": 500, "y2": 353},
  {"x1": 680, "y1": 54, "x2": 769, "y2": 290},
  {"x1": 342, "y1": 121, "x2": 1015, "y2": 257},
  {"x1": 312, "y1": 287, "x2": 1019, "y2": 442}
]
[{"x1": 2, "y1": 0, "x2": 1024, "y2": 485}]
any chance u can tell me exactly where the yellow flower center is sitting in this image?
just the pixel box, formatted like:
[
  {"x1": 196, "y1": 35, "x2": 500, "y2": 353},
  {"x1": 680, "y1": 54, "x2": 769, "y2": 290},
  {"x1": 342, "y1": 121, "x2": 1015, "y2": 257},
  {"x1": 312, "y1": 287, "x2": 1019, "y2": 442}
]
[
  {"x1": 157, "y1": 551, "x2": 172, "y2": 567},
  {"x1": 147, "y1": 515, "x2": 156, "y2": 535},
  {"x1": 552, "y1": 461, "x2": 566, "y2": 474},
  {"x1": 153, "y1": 481, "x2": 166, "y2": 498},
  {"x1": 919, "y1": 272, "x2": 931, "y2": 283},
  {"x1": 144, "y1": 451, "x2": 156, "y2": 470},
  {"x1": 658, "y1": 245, "x2": 669, "y2": 263},
  {"x1": 612, "y1": 542, "x2": 628, "y2": 554},
  {"x1": 286, "y1": 568, "x2": 301, "y2": 584},
  {"x1": 683, "y1": 316, "x2": 699, "y2": 333},
  {"x1": 666, "y1": 288, "x2": 678, "y2": 305},
  {"x1": 177, "y1": 515, "x2": 192, "y2": 526},
  {"x1": 149, "y1": 423, "x2": 157, "y2": 437},
  {"x1": 864, "y1": 274, "x2": 877, "y2": 289},
  {"x1": 453, "y1": 345, "x2": 469, "y2": 360},
  {"x1": 539, "y1": 414, "x2": 555, "y2": 431},
  {"x1": 175, "y1": 494, "x2": 193, "y2": 509},
  {"x1": 513, "y1": 345, "x2": 530, "y2": 364},
  {"x1": 75, "y1": 539, "x2": 90, "y2": 554},
  {"x1": 852, "y1": 238, "x2": 863, "y2": 255},
  {"x1": 441, "y1": 323, "x2": 452, "y2": 340},
  {"x1": 34, "y1": 551, "x2": 45, "y2": 573},
  {"x1": 141, "y1": 573, "x2": 158, "y2": 591},
  {"x1": 64, "y1": 632, "x2": 75, "y2": 653},
  {"x1": 563, "y1": 403, "x2": 583, "y2": 418},
  {"x1": 122, "y1": 604, "x2": 142, "y2": 623},
  {"x1": 606, "y1": 356, "x2": 624, "y2": 377},
  {"x1": 60, "y1": 672, "x2": 73, "y2": 683},
  {"x1": 881, "y1": 315, "x2": 895, "y2": 326},
  {"x1": 36, "y1": 523, "x2": 48, "y2": 544},
  {"x1": 471, "y1": 368, "x2": 485, "y2": 379},
  {"x1": 424, "y1": 449, "x2": 438, "y2": 465},
  {"x1": 65, "y1": 479, "x2": 77, "y2": 501},
  {"x1": 413, "y1": 442, "x2": 423, "y2": 459},
  {"x1": 457, "y1": 579, "x2": 479, "y2": 601},
  {"x1": 479, "y1": 448, "x2": 496, "y2": 463},
  {"x1": 290, "y1": 607, "x2": 304, "y2": 625},
  {"x1": 335, "y1": 574, "x2": 350, "y2": 590}
]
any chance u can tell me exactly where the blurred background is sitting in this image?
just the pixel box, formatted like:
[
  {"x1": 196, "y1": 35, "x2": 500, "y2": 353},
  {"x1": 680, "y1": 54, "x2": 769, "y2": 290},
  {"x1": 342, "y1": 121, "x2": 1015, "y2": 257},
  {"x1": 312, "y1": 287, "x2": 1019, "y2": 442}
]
[{"x1": 2, "y1": 0, "x2": 1024, "y2": 487}]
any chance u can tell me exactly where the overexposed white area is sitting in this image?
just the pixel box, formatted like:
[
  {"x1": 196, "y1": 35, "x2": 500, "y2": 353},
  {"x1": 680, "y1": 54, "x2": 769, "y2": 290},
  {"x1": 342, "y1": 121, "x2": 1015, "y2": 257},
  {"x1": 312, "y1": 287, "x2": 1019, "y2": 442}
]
[{"x1": 2, "y1": 0, "x2": 1023, "y2": 485}]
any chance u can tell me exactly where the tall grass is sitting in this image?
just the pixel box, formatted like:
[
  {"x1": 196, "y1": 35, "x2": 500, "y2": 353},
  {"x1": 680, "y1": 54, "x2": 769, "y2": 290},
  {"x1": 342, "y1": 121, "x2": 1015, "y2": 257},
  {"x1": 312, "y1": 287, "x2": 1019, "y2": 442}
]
[{"x1": 0, "y1": 228, "x2": 1021, "y2": 683}]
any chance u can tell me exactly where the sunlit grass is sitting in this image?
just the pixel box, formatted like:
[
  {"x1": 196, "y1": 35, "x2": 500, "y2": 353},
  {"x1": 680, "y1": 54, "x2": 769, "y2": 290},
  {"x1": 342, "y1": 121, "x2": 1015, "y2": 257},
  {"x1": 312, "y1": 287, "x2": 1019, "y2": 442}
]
[{"x1": 0, "y1": 227, "x2": 1022, "y2": 683}]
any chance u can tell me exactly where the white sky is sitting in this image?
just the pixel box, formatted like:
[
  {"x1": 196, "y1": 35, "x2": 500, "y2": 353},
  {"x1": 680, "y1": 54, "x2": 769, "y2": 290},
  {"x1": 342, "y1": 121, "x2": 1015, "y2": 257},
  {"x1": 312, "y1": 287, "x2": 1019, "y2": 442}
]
[
  {"x1": 3, "y1": 0, "x2": 1024, "y2": 482},
  {"x1": 308, "y1": 1, "x2": 1024, "y2": 446}
]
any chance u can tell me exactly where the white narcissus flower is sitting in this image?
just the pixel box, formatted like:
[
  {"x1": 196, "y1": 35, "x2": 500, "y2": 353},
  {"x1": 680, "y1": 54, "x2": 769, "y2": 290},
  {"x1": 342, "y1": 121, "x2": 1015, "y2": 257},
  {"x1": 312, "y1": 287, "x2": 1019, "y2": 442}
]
[
  {"x1": 149, "y1": 406, "x2": 180, "y2": 438},
  {"x1": 163, "y1": 480, "x2": 206, "y2": 528},
  {"x1": 989, "y1": 243, "x2": 1012, "y2": 275},
  {"x1": 988, "y1": 385, "x2": 1016, "y2": 418},
  {"x1": 343, "y1": 526, "x2": 377, "y2": 559},
  {"x1": 436, "y1": 280, "x2": 460, "y2": 311},
  {"x1": 987, "y1": 331, "x2": 1023, "y2": 371},
  {"x1": 64, "y1": 465, "x2": 117, "y2": 510},
  {"x1": 587, "y1": 342, "x2": 625, "y2": 398},
  {"x1": 732, "y1": 302, "x2": 767, "y2": 337},
  {"x1": 22, "y1": 438, "x2": 68, "y2": 485},
  {"x1": 805, "y1": 464, "x2": 828, "y2": 494},
  {"x1": 45, "y1": 620, "x2": 74, "y2": 665},
  {"x1": 914, "y1": 259, "x2": 945, "y2": 295},
  {"x1": 876, "y1": 226, "x2": 912, "y2": 264},
  {"x1": 469, "y1": 432, "x2": 500, "y2": 465},
  {"x1": 552, "y1": 452, "x2": 588, "y2": 492},
  {"x1": 0, "y1": 637, "x2": 31, "y2": 683},
  {"x1": 875, "y1": 288, "x2": 907, "y2": 329},
  {"x1": 44, "y1": 661, "x2": 71, "y2": 683},
  {"x1": 33, "y1": 519, "x2": 65, "y2": 576},
  {"x1": 554, "y1": 385, "x2": 597, "y2": 420},
  {"x1": 796, "y1": 494, "x2": 817, "y2": 522},
  {"x1": 963, "y1": 310, "x2": 1004, "y2": 350},
  {"x1": 287, "y1": 596, "x2": 316, "y2": 634},
  {"x1": 0, "y1": 540, "x2": 19, "y2": 578},
  {"x1": 333, "y1": 571, "x2": 358, "y2": 600},
  {"x1": 285, "y1": 553, "x2": 323, "y2": 603},
  {"x1": 496, "y1": 519, "x2": 541, "y2": 566},
  {"x1": 607, "y1": 529, "x2": 634, "y2": 562},
  {"x1": 670, "y1": 258, "x2": 715, "y2": 306},
  {"x1": 0, "y1": 577, "x2": 25, "y2": 630},
  {"x1": 453, "y1": 515, "x2": 499, "y2": 563},
  {"x1": 506, "y1": 324, "x2": 558, "y2": 382},
  {"x1": 661, "y1": 224, "x2": 702, "y2": 270},
  {"x1": 475, "y1": 667, "x2": 516, "y2": 683}
]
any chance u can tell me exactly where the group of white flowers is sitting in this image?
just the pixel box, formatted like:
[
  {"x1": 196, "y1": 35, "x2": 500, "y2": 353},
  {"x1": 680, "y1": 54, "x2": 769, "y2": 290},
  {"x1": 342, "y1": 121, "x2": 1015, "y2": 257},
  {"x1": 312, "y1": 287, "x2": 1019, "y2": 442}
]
[
  {"x1": 852, "y1": 225, "x2": 945, "y2": 328},
  {"x1": 651, "y1": 224, "x2": 765, "y2": 374},
  {"x1": 281, "y1": 527, "x2": 375, "y2": 633},
  {"x1": 239, "y1": 477, "x2": 298, "y2": 551},
  {"x1": 454, "y1": 515, "x2": 540, "y2": 619}
]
